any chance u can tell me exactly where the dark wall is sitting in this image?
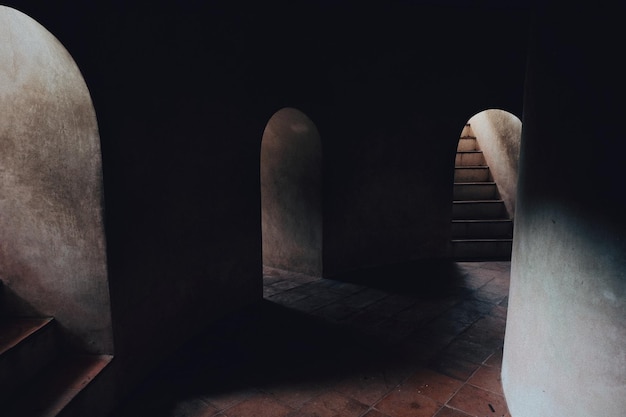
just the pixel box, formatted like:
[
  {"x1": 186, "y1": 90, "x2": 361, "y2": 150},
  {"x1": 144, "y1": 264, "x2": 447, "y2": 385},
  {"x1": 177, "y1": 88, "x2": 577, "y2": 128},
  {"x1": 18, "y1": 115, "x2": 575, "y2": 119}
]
[
  {"x1": 319, "y1": 4, "x2": 530, "y2": 274},
  {"x1": 3, "y1": 0, "x2": 530, "y2": 409},
  {"x1": 5, "y1": 0, "x2": 267, "y2": 395},
  {"x1": 240, "y1": 2, "x2": 531, "y2": 275}
]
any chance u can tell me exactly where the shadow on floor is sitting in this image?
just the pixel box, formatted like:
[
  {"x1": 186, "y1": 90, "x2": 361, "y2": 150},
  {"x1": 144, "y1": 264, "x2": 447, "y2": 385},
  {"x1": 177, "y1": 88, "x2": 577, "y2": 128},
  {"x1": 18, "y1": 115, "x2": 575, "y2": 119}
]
[
  {"x1": 113, "y1": 300, "x2": 414, "y2": 415},
  {"x1": 329, "y1": 259, "x2": 467, "y2": 296},
  {"x1": 111, "y1": 261, "x2": 511, "y2": 417}
]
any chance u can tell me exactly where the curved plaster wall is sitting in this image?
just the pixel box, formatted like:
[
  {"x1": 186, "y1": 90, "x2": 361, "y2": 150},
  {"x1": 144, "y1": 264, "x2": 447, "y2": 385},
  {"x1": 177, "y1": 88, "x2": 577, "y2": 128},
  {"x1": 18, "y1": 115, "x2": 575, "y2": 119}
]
[
  {"x1": 0, "y1": 7, "x2": 112, "y2": 353},
  {"x1": 468, "y1": 109, "x2": 521, "y2": 218},
  {"x1": 502, "y1": 7, "x2": 626, "y2": 416},
  {"x1": 261, "y1": 108, "x2": 322, "y2": 276}
]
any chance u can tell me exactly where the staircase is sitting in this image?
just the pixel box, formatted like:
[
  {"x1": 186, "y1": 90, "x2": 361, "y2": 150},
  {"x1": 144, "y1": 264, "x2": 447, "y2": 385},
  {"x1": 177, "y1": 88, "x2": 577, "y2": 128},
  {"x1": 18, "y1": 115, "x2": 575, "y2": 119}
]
[
  {"x1": 0, "y1": 281, "x2": 113, "y2": 417},
  {"x1": 451, "y1": 124, "x2": 513, "y2": 260}
]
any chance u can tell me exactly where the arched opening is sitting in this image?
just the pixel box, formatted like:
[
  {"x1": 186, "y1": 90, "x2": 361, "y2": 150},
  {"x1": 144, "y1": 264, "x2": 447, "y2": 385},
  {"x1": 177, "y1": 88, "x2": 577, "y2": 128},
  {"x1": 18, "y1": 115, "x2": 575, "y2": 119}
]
[
  {"x1": 0, "y1": 6, "x2": 113, "y2": 354},
  {"x1": 260, "y1": 107, "x2": 323, "y2": 277},
  {"x1": 451, "y1": 109, "x2": 522, "y2": 260}
]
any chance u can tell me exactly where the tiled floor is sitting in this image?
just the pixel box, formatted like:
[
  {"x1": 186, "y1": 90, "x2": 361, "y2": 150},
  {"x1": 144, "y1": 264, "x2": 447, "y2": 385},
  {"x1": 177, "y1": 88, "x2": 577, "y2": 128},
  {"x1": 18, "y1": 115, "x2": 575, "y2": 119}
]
[{"x1": 111, "y1": 260, "x2": 511, "y2": 417}]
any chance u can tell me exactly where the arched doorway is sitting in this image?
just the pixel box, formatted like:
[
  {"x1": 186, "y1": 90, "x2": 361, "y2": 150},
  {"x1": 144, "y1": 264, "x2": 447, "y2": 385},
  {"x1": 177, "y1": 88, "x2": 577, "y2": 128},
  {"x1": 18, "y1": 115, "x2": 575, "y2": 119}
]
[
  {"x1": 0, "y1": 6, "x2": 113, "y2": 353},
  {"x1": 260, "y1": 107, "x2": 323, "y2": 276},
  {"x1": 451, "y1": 109, "x2": 522, "y2": 260}
]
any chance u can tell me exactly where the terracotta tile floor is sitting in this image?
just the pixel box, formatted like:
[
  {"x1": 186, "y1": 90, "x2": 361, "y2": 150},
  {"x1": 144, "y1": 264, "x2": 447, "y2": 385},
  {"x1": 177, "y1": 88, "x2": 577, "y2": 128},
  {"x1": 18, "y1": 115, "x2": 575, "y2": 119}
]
[{"x1": 111, "y1": 260, "x2": 511, "y2": 417}]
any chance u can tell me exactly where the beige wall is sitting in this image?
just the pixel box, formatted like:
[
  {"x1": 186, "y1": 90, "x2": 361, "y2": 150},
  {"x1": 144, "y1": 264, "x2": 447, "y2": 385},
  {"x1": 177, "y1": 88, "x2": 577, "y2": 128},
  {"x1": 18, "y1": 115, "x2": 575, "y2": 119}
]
[
  {"x1": 469, "y1": 109, "x2": 521, "y2": 218},
  {"x1": 261, "y1": 108, "x2": 323, "y2": 276},
  {"x1": 0, "y1": 7, "x2": 112, "y2": 353}
]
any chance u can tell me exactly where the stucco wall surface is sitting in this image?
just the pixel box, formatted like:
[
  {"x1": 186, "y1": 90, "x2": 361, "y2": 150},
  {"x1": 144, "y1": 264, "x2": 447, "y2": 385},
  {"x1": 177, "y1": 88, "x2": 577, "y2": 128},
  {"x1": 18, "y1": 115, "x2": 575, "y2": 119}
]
[
  {"x1": 469, "y1": 109, "x2": 521, "y2": 218},
  {"x1": 0, "y1": 6, "x2": 112, "y2": 353},
  {"x1": 503, "y1": 6, "x2": 626, "y2": 416},
  {"x1": 261, "y1": 108, "x2": 323, "y2": 276}
]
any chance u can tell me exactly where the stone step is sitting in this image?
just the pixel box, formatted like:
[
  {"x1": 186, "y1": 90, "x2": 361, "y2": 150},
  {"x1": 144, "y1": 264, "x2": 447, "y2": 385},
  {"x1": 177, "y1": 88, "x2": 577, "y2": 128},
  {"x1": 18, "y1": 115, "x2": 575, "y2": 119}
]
[
  {"x1": 457, "y1": 137, "x2": 479, "y2": 152},
  {"x1": 454, "y1": 166, "x2": 490, "y2": 182},
  {"x1": 451, "y1": 238, "x2": 512, "y2": 260},
  {"x1": 3, "y1": 353, "x2": 113, "y2": 417},
  {"x1": 453, "y1": 182, "x2": 498, "y2": 200},
  {"x1": 460, "y1": 123, "x2": 474, "y2": 138},
  {"x1": 452, "y1": 200, "x2": 507, "y2": 220},
  {"x1": 455, "y1": 151, "x2": 485, "y2": 166},
  {"x1": 451, "y1": 219, "x2": 513, "y2": 238},
  {"x1": 0, "y1": 317, "x2": 60, "y2": 404}
]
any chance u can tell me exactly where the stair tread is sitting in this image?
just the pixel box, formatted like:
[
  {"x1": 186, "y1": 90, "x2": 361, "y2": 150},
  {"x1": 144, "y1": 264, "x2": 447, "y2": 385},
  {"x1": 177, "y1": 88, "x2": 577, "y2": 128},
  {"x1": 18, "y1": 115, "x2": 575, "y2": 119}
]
[
  {"x1": 454, "y1": 181, "x2": 496, "y2": 185},
  {"x1": 0, "y1": 317, "x2": 54, "y2": 355},
  {"x1": 5, "y1": 353, "x2": 113, "y2": 417},
  {"x1": 452, "y1": 237, "x2": 513, "y2": 243},
  {"x1": 452, "y1": 219, "x2": 512, "y2": 223},
  {"x1": 452, "y1": 129, "x2": 511, "y2": 260},
  {"x1": 453, "y1": 199, "x2": 504, "y2": 203}
]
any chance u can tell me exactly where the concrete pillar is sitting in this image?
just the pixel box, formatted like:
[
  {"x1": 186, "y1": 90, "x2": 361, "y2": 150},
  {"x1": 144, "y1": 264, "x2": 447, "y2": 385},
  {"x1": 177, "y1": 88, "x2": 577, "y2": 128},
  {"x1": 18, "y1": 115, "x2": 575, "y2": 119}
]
[{"x1": 502, "y1": 6, "x2": 626, "y2": 416}]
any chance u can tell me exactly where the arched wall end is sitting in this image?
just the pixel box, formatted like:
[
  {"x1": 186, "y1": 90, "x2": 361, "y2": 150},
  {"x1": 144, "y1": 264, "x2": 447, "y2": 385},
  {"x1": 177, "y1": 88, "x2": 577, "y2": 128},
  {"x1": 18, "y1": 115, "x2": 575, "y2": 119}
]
[
  {"x1": 260, "y1": 107, "x2": 323, "y2": 277},
  {"x1": 0, "y1": 6, "x2": 113, "y2": 354}
]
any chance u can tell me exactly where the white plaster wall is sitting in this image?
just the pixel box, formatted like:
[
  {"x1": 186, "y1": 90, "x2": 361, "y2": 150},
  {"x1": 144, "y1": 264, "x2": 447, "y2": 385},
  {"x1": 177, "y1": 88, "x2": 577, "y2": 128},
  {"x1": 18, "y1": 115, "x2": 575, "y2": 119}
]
[
  {"x1": 502, "y1": 7, "x2": 626, "y2": 416},
  {"x1": 261, "y1": 108, "x2": 322, "y2": 276},
  {"x1": 504, "y1": 204, "x2": 626, "y2": 416},
  {"x1": 0, "y1": 7, "x2": 112, "y2": 353},
  {"x1": 469, "y1": 109, "x2": 521, "y2": 218}
]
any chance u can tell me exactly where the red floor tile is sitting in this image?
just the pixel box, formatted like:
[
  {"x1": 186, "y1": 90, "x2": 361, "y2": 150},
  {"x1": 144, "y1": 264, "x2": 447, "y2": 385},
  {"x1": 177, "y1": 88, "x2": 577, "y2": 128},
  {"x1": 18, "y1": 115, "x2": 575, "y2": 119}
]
[
  {"x1": 170, "y1": 398, "x2": 218, "y2": 417},
  {"x1": 222, "y1": 395, "x2": 293, "y2": 417},
  {"x1": 442, "y1": 338, "x2": 495, "y2": 365},
  {"x1": 259, "y1": 379, "x2": 328, "y2": 409},
  {"x1": 333, "y1": 369, "x2": 403, "y2": 406},
  {"x1": 467, "y1": 365, "x2": 504, "y2": 395},
  {"x1": 375, "y1": 387, "x2": 441, "y2": 417},
  {"x1": 401, "y1": 368, "x2": 464, "y2": 404},
  {"x1": 203, "y1": 387, "x2": 260, "y2": 411},
  {"x1": 489, "y1": 305, "x2": 507, "y2": 320},
  {"x1": 446, "y1": 384, "x2": 509, "y2": 417},
  {"x1": 428, "y1": 354, "x2": 480, "y2": 382},
  {"x1": 483, "y1": 348, "x2": 503, "y2": 369},
  {"x1": 433, "y1": 406, "x2": 473, "y2": 417},
  {"x1": 363, "y1": 409, "x2": 393, "y2": 417},
  {"x1": 286, "y1": 391, "x2": 369, "y2": 417}
]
